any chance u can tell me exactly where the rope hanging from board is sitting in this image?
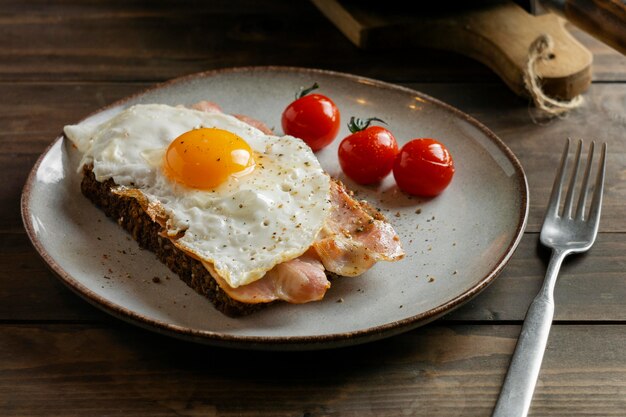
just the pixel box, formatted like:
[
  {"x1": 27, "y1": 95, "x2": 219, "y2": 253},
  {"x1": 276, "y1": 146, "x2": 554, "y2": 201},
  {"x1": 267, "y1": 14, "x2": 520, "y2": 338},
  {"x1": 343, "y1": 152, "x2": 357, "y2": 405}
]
[{"x1": 524, "y1": 34, "x2": 584, "y2": 117}]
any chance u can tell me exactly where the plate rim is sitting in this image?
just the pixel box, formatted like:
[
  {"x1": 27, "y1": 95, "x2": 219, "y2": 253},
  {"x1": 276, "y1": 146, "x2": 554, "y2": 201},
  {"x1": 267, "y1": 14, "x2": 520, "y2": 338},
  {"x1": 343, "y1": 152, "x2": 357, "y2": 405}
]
[{"x1": 21, "y1": 66, "x2": 529, "y2": 349}]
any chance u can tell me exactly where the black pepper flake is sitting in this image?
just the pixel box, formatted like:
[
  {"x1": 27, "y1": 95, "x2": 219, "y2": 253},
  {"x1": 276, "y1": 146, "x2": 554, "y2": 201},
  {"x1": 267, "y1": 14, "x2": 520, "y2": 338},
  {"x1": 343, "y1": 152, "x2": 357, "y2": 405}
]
[{"x1": 152, "y1": 277, "x2": 161, "y2": 284}]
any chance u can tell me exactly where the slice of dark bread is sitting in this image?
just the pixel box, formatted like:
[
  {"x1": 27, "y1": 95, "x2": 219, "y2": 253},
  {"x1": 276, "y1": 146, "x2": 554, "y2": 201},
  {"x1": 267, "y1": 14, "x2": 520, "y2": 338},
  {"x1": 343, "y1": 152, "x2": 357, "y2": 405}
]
[{"x1": 80, "y1": 165, "x2": 267, "y2": 317}]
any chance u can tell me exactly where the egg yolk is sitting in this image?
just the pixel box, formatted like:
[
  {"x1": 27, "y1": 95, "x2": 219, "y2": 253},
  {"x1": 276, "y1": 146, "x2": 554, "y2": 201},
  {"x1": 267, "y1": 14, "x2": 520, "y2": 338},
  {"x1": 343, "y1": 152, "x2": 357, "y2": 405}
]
[{"x1": 164, "y1": 128, "x2": 254, "y2": 189}]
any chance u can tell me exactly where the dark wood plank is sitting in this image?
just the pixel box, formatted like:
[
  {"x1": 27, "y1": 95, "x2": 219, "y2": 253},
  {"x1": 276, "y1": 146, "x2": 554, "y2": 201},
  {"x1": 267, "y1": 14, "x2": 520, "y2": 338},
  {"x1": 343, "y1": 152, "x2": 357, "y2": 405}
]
[
  {"x1": 0, "y1": 232, "x2": 108, "y2": 321},
  {"x1": 448, "y1": 232, "x2": 626, "y2": 322},
  {"x1": 2, "y1": 2, "x2": 624, "y2": 416},
  {"x1": 1, "y1": 1, "x2": 624, "y2": 84},
  {"x1": 567, "y1": 25, "x2": 626, "y2": 81},
  {"x1": 0, "y1": 154, "x2": 40, "y2": 233},
  {"x1": 0, "y1": 83, "x2": 145, "y2": 140},
  {"x1": 0, "y1": 323, "x2": 624, "y2": 416},
  {"x1": 0, "y1": 0, "x2": 494, "y2": 84},
  {"x1": 3, "y1": 232, "x2": 625, "y2": 322}
]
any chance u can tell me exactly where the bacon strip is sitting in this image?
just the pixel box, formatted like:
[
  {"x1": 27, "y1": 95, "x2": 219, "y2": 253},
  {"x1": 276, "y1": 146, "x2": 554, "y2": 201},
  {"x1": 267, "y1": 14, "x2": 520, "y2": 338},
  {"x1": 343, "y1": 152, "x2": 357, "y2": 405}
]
[
  {"x1": 191, "y1": 100, "x2": 274, "y2": 135},
  {"x1": 190, "y1": 100, "x2": 223, "y2": 114},
  {"x1": 313, "y1": 181, "x2": 404, "y2": 277},
  {"x1": 233, "y1": 114, "x2": 274, "y2": 135},
  {"x1": 205, "y1": 249, "x2": 329, "y2": 304}
]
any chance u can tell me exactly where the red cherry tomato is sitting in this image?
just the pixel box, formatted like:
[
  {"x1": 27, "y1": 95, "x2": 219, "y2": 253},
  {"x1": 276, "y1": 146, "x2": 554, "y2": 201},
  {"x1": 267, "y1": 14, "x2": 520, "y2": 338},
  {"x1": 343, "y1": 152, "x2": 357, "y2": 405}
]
[
  {"x1": 338, "y1": 117, "x2": 399, "y2": 184},
  {"x1": 281, "y1": 83, "x2": 340, "y2": 151},
  {"x1": 393, "y1": 138, "x2": 455, "y2": 197}
]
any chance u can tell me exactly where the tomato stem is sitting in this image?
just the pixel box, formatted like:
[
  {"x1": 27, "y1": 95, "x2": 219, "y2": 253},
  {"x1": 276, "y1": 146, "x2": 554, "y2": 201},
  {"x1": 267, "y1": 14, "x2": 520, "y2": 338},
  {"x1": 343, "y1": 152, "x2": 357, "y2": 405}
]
[
  {"x1": 297, "y1": 82, "x2": 319, "y2": 99},
  {"x1": 348, "y1": 117, "x2": 386, "y2": 133}
]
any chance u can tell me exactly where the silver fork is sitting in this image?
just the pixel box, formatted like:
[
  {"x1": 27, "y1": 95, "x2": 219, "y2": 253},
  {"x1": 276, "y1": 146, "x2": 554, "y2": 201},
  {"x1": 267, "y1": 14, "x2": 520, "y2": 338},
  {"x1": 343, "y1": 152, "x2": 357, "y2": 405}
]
[{"x1": 492, "y1": 139, "x2": 607, "y2": 417}]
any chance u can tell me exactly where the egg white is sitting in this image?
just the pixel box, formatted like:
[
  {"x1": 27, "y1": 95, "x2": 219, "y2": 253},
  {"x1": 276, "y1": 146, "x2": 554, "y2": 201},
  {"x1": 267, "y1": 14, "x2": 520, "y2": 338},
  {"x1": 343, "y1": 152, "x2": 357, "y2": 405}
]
[{"x1": 64, "y1": 104, "x2": 331, "y2": 288}]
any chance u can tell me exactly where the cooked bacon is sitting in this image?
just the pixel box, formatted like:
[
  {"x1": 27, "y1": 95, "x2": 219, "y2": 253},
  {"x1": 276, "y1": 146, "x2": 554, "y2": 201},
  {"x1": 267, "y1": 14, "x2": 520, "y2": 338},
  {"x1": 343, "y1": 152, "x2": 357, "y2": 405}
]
[
  {"x1": 313, "y1": 181, "x2": 404, "y2": 276},
  {"x1": 191, "y1": 101, "x2": 274, "y2": 135},
  {"x1": 190, "y1": 100, "x2": 223, "y2": 113},
  {"x1": 206, "y1": 249, "x2": 329, "y2": 304},
  {"x1": 233, "y1": 114, "x2": 274, "y2": 135}
]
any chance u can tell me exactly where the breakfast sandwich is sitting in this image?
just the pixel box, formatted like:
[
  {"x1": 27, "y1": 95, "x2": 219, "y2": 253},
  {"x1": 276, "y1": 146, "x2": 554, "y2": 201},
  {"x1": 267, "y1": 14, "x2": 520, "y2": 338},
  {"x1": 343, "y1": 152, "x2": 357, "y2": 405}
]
[{"x1": 64, "y1": 103, "x2": 404, "y2": 316}]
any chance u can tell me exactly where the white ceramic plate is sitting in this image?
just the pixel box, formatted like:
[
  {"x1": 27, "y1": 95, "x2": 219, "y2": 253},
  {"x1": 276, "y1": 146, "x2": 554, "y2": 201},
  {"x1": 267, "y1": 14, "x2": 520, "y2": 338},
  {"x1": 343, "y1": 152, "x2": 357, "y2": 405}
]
[{"x1": 22, "y1": 67, "x2": 528, "y2": 350}]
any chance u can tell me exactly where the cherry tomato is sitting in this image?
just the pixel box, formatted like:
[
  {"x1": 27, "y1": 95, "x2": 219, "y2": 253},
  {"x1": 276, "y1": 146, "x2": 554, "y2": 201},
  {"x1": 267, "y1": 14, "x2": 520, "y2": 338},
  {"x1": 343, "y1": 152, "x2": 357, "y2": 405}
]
[
  {"x1": 281, "y1": 83, "x2": 340, "y2": 151},
  {"x1": 338, "y1": 117, "x2": 398, "y2": 184},
  {"x1": 393, "y1": 138, "x2": 455, "y2": 197}
]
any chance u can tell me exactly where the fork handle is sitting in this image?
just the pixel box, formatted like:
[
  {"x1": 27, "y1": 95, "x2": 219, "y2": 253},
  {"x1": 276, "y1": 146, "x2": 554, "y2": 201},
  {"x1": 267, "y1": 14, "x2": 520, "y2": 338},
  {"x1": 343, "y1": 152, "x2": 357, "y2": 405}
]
[{"x1": 492, "y1": 250, "x2": 567, "y2": 417}]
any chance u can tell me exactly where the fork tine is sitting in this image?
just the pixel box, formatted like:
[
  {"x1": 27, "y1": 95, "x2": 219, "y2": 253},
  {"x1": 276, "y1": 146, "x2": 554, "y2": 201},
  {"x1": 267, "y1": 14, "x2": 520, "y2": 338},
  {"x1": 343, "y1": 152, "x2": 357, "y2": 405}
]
[
  {"x1": 575, "y1": 141, "x2": 595, "y2": 220},
  {"x1": 588, "y1": 142, "x2": 607, "y2": 227},
  {"x1": 546, "y1": 138, "x2": 571, "y2": 218},
  {"x1": 563, "y1": 139, "x2": 583, "y2": 218}
]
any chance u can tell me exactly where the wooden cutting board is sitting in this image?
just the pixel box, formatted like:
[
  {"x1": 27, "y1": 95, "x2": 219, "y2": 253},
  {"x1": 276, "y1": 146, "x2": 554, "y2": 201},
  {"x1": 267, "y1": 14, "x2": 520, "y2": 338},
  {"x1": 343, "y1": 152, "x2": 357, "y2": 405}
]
[{"x1": 311, "y1": 0, "x2": 592, "y2": 100}]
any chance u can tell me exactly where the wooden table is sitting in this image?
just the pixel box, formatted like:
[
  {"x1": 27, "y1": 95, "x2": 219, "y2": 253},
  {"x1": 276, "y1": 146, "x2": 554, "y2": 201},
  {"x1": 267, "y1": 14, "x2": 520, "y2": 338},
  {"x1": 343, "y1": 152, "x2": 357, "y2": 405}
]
[{"x1": 2, "y1": 2, "x2": 625, "y2": 416}]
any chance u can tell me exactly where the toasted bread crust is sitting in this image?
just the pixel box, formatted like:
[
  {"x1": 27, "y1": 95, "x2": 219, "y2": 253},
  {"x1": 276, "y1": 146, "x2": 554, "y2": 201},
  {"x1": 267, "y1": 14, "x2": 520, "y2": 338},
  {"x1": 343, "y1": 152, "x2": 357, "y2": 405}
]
[{"x1": 80, "y1": 166, "x2": 266, "y2": 317}]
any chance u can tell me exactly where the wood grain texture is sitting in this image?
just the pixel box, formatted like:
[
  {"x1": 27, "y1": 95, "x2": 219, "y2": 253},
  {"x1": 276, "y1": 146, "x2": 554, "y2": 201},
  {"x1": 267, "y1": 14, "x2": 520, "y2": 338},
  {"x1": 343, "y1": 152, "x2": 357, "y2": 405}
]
[
  {"x1": 570, "y1": 23, "x2": 626, "y2": 81},
  {"x1": 0, "y1": 324, "x2": 624, "y2": 416},
  {"x1": 448, "y1": 233, "x2": 626, "y2": 322},
  {"x1": 0, "y1": 0, "x2": 624, "y2": 83},
  {"x1": 0, "y1": 232, "x2": 108, "y2": 322},
  {"x1": 2, "y1": 1, "x2": 626, "y2": 415},
  {"x1": 0, "y1": 0, "x2": 493, "y2": 83},
  {"x1": 2, "y1": 232, "x2": 625, "y2": 322},
  {"x1": 559, "y1": 0, "x2": 626, "y2": 54}
]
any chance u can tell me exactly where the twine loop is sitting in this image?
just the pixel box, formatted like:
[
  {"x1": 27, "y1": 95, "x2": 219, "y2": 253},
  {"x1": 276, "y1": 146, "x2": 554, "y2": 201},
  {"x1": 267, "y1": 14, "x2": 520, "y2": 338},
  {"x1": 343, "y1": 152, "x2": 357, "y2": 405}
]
[{"x1": 524, "y1": 34, "x2": 584, "y2": 118}]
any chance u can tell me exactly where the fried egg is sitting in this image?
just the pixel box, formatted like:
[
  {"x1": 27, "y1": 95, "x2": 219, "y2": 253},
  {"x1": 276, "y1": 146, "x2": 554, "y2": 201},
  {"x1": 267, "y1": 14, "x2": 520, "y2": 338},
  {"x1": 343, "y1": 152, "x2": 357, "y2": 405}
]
[{"x1": 64, "y1": 104, "x2": 331, "y2": 288}]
